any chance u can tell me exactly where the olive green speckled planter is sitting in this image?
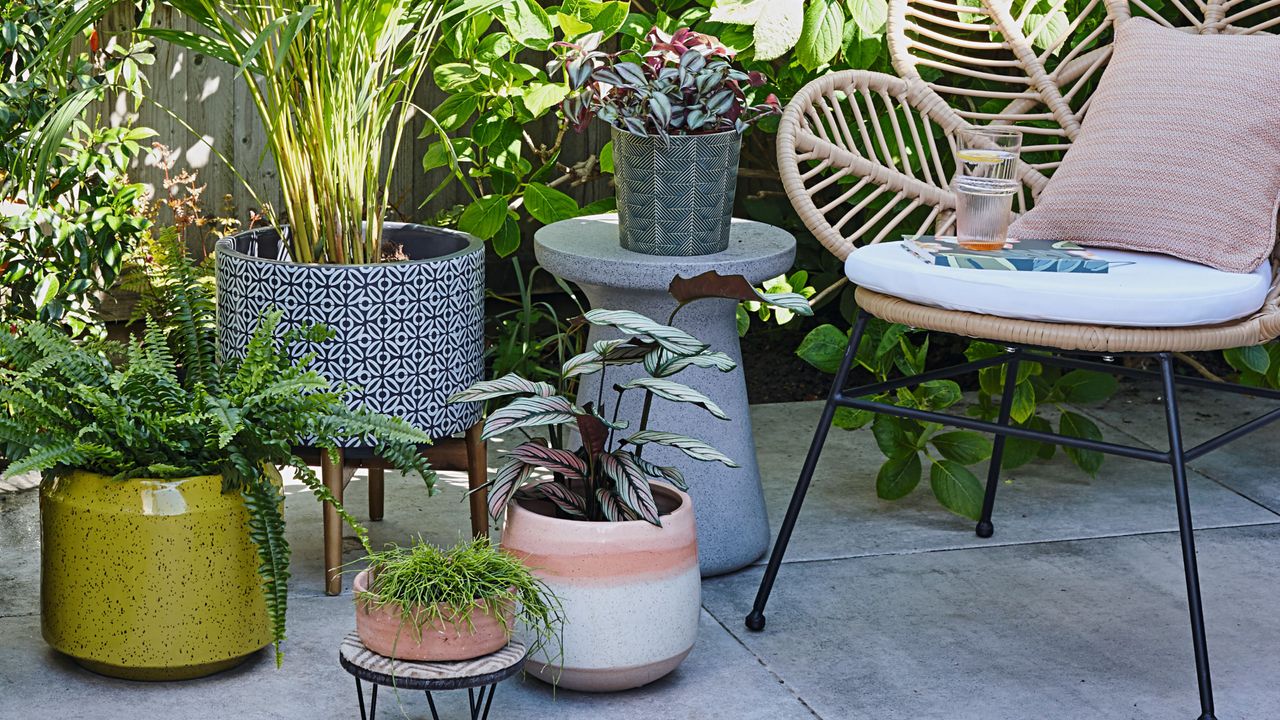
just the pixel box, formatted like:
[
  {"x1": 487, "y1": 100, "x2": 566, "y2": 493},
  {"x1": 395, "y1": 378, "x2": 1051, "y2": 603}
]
[{"x1": 40, "y1": 471, "x2": 271, "y2": 680}]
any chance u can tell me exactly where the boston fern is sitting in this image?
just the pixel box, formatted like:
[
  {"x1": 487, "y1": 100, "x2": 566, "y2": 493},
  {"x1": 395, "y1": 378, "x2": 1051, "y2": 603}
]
[
  {"x1": 0, "y1": 252, "x2": 433, "y2": 664},
  {"x1": 451, "y1": 273, "x2": 812, "y2": 525},
  {"x1": 553, "y1": 27, "x2": 779, "y2": 137}
]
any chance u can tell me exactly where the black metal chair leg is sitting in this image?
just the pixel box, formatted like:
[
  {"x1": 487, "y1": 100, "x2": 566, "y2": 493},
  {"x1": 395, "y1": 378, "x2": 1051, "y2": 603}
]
[
  {"x1": 977, "y1": 350, "x2": 1021, "y2": 538},
  {"x1": 746, "y1": 312, "x2": 868, "y2": 632},
  {"x1": 426, "y1": 691, "x2": 441, "y2": 720},
  {"x1": 355, "y1": 678, "x2": 368, "y2": 720},
  {"x1": 1159, "y1": 353, "x2": 1218, "y2": 720}
]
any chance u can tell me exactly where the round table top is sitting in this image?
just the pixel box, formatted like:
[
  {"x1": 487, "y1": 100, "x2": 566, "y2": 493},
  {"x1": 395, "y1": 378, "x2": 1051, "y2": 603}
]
[
  {"x1": 338, "y1": 632, "x2": 527, "y2": 691},
  {"x1": 534, "y1": 213, "x2": 796, "y2": 290}
]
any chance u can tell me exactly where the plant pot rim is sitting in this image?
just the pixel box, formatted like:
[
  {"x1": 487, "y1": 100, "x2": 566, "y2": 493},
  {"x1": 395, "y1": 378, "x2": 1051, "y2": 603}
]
[
  {"x1": 510, "y1": 482, "x2": 692, "y2": 531},
  {"x1": 215, "y1": 221, "x2": 482, "y2": 268},
  {"x1": 609, "y1": 124, "x2": 742, "y2": 141},
  {"x1": 57, "y1": 468, "x2": 222, "y2": 485}
]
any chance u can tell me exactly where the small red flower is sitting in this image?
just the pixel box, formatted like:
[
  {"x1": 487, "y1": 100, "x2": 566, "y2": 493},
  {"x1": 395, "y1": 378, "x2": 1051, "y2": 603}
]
[{"x1": 89, "y1": 29, "x2": 100, "y2": 53}]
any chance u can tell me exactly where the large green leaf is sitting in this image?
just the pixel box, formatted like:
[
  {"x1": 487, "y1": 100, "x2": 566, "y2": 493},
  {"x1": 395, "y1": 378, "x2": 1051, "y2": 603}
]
[
  {"x1": 1224, "y1": 345, "x2": 1270, "y2": 376},
  {"x1": 524, "y1": 182, "x2": 580, "y2": 224},
  {"x1": 1054, "y1": 370, "x2": 1118, "y2": 404},
  {"x1": 796, "y1": 324, "x2": 848, "y2": 374},
  {"x1": 499, "y1": 0, "x2": 554, "y2": 48},
  {"x1": 458, "y1": 195, "x2": 509, "y2": 240},
  {"x1": 522, "y1": 83, "x2": 570, "y2": 116},
  {"x1": 876, "y1": 451, "x2": 921, "y2": 500},
  {"x1": 797, "y1": 0, "x2": 843, "y2": 70},
  {"x1": 931, "y1": 431, "x2": 992, "y2": 464},
  {"x1": 929, "y1": 459, "x2": 984, "y2": 520},
  {"x1": 1059, "y1": 411, "x2": 1104, "y2": 476}
]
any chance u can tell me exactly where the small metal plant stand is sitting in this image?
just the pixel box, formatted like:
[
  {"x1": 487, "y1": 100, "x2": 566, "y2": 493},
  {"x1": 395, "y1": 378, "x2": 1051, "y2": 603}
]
[
  {"x1": 338, "y1": 632, "x2": 526, "y2": 720},
  {"x1": 744, "y1": 311, "x2": 1280, "y2": 720}
]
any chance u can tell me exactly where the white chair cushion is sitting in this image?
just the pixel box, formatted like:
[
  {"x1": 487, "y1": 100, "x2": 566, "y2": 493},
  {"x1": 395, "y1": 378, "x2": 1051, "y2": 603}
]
[{"x1": 845, "y1": 242, "x2": 1272, "y2": 328}]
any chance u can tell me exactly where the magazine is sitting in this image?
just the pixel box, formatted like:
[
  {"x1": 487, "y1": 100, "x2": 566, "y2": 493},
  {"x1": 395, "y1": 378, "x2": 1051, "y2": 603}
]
[{"x1": 900, "y1": 235, "x2": 1132, "y2": 274}]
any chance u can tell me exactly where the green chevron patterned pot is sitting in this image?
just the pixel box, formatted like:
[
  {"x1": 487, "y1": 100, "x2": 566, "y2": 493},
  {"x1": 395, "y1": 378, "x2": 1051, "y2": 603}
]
[{"x1": 612, "y1": 126, "x2": 740, "y2": 256}]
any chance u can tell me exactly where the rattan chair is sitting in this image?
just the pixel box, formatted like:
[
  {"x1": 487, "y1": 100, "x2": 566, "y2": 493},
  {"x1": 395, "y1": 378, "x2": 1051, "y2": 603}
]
[{"x1": 749, "y1": 2, "x2": 1280, "y2": 718}]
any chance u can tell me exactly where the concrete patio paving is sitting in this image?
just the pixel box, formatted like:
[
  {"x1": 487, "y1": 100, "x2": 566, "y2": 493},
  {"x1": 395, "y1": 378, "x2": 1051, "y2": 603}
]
[{"x1": 2, "y1": 379, "x2": 1279, "y2": 719}]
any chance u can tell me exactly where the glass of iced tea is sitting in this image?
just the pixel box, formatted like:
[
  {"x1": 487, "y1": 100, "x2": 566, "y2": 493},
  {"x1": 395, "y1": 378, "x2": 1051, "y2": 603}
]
[{"x1": 953, "y1": 127, "x2": 1022, "y2": 251}]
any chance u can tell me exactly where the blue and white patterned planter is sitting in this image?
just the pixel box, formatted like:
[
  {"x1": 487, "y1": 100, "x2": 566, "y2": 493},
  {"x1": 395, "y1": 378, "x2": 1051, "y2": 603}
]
[{"x1": 215, "y1": 223, "x2": 484, "y2": 444}]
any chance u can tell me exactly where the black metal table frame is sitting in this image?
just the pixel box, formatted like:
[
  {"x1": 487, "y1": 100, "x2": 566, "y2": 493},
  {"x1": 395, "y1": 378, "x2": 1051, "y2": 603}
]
[
  {"x1": 746, "y1": 311, "x2": 1280, "y2": 720},
  {"x1": 339, "y1": 652, "x2": 522, "y2": 720}
]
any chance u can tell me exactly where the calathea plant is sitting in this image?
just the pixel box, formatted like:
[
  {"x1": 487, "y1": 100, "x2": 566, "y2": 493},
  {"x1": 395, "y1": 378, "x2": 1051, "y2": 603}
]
[
  {"x1": 0, "y1": 245, "x2": 434, "y2": 662},
  {"x1": 554, "y1": 27, "x2": 779, "y2": 137},
  {"x1": 451, "y1": 272, "x2": 812, "y2": 524}
]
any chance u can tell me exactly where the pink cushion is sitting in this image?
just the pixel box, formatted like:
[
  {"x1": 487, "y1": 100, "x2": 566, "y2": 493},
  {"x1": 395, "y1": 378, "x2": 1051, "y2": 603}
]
[{"x1": 1009, "y1": 18, "x2": 1280, "y2": 273}]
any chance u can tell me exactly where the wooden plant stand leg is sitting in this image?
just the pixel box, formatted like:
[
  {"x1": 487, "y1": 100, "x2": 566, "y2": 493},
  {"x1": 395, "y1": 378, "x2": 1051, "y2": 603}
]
[
  {"x1": 465, "y1": 423, "x2": 489, "y2": 539},
  {"x1": 323, "y1": 449, "x2": 345, "y2": 596},
  {"x1": 368, "y1": 466, "x2": 385, "y2": 522}
]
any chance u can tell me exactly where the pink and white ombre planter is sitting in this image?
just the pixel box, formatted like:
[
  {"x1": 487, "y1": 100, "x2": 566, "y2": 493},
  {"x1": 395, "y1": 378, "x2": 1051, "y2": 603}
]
[{"x1": 501, "y1": 484, "x2": 700, "y2": 692}]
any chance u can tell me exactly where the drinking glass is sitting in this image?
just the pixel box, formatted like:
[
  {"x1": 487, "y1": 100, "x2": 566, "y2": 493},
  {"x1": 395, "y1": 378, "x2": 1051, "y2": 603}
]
[{"x1": 953, "y1": 127, "x2": 1022, "y2": 250}]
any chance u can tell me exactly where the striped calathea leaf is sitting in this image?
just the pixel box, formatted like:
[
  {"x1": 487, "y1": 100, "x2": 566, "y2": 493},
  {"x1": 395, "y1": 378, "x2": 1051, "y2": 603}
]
[
  {"x1": 517, "y1": 481, "x2": 588, "y2": 518},
  {"x1": 600, "y1": 450, "x2": 661, "y2": 525},
  {"x1": 666, "y1": 270, "x2": 815, "y2": 322},
  {"x1": 626, "y1": 430, "x2": 739, "y2": 467},
  {"x1": 454, "y1": 299, "x2": 746, "y2": 524},
  {"x1": 644, "y1": 346, "x2": 736, "y2": 378},
  {"x1": 581, "y1": 309, "x2": 707, "y2": 356},
  {"x1": 449, "y1": 373, "x2": 556, "y2": 402},
  {"x1": 621, "y1": 377, "x2": 729, "y2": 419},
  {"x1": 509, "y1": 440, "x2": 588, "y2": 480},
  {"x1": 481, "y1": 395, "x2": 579, "y2": 440},
  {"x1": 635, "y1": 455, "x2": 688, "y2": 491},
  {"x1": 487, "y1": 458, "x2": 535, "y2": 519},
  {"x1": 562, "y1": 339, "x2": 654, "y2": 378}
]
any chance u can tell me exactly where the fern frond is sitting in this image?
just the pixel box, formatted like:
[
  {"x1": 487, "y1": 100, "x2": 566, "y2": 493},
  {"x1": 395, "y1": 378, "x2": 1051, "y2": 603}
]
[{"x1": 242, "y1": 474, "x2": 291, "y2": 666}]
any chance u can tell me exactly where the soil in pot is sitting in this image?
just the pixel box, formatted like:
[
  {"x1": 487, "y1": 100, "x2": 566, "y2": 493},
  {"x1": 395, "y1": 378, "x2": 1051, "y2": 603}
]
[
  {"x1": 501, "y1": 484, "x2": 700, "y2": 692},
  {"x1": 353, "y1": 570, "x2": 515, "y2": 662}
]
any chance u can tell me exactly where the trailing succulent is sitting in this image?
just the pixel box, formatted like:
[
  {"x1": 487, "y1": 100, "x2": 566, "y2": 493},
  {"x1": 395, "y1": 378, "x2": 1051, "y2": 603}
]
[
  {"x1": 0, "y1": 243, "x2": 434, "y2": 663},
  {"x1": 553, "y1": 27, "x2": 779, "y2": 138},
  {"x1": 450, "y1": 272, "x2": 811, "y2": 525}
]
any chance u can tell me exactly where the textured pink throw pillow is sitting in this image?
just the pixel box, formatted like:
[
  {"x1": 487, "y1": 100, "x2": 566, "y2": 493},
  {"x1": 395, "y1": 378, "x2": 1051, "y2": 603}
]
[{"x1": 1008, "y1": 18, "x2": 1280, "y2": 274}]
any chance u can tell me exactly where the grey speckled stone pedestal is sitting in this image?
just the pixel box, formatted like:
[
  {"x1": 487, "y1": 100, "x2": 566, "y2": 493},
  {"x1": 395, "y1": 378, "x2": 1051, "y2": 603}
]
[{"x1": 535, "y1": 214, "x2": 795, "y2": 576}]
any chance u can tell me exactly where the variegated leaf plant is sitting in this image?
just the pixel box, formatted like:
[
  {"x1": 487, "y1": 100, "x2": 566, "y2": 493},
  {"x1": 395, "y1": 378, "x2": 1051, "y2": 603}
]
[{"x1": 449, "y1": 272, "x2": 813, "y2": 526}]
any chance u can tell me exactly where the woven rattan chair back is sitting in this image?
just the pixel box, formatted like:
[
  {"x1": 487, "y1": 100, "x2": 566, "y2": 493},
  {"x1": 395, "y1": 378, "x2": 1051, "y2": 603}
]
[{"x1": 778, "y1": 0, "x2": 1280, "y2": 351}]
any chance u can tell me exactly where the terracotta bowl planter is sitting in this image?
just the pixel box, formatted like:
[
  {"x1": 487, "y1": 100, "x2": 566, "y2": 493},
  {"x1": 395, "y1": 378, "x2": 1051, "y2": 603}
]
[
  {"x1": 501, "y1": 484, "x2": 700, "y2": 692},
  {"x1": 353, "y1": 570, "x2": 515, "y2": 661}
]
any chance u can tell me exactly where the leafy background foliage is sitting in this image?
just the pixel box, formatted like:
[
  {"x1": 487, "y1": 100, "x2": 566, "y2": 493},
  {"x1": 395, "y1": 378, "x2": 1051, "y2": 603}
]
[{"x1": 1, "y1": 0, "x2": 155, "y2": 336}]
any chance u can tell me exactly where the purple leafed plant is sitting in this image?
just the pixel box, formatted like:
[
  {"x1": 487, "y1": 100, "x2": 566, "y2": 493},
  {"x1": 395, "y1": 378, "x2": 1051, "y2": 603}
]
[{"x1": 551, "y1": 27, "x2": 780, "y2": 138}]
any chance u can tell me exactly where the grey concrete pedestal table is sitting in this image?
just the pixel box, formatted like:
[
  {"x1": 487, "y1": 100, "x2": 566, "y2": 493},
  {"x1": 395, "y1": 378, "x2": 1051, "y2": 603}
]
[{"x1": 535, "y1": 214, "x2": 796, "y2": 576}]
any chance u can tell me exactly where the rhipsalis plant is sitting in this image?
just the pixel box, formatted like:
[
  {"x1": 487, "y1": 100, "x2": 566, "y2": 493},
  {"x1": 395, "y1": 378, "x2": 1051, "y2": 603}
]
[
  {"x1": 0, "y1": 246, "x2": 434, "y2": 664},
  {"x1": 553, "y1": 27, "x2": 779, "y2": 138},
  {"x1": 450, "y1": 272, "x2": 812, "y2": 524}
]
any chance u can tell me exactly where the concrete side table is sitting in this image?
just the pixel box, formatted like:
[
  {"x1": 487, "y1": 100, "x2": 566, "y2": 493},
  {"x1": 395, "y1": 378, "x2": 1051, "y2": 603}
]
[{"x1": 535, "y1": 214, "x2": 796, "y2": 576}]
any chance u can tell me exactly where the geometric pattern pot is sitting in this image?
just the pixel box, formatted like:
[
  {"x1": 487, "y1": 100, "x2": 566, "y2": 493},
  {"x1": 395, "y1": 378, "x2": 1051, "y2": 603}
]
[
  {"x1": 613, "y1": 126, "x2": 741, "y2": 256},
  {"x1": 215, "y1": 222, "x2": 483, "y2": 444}
]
